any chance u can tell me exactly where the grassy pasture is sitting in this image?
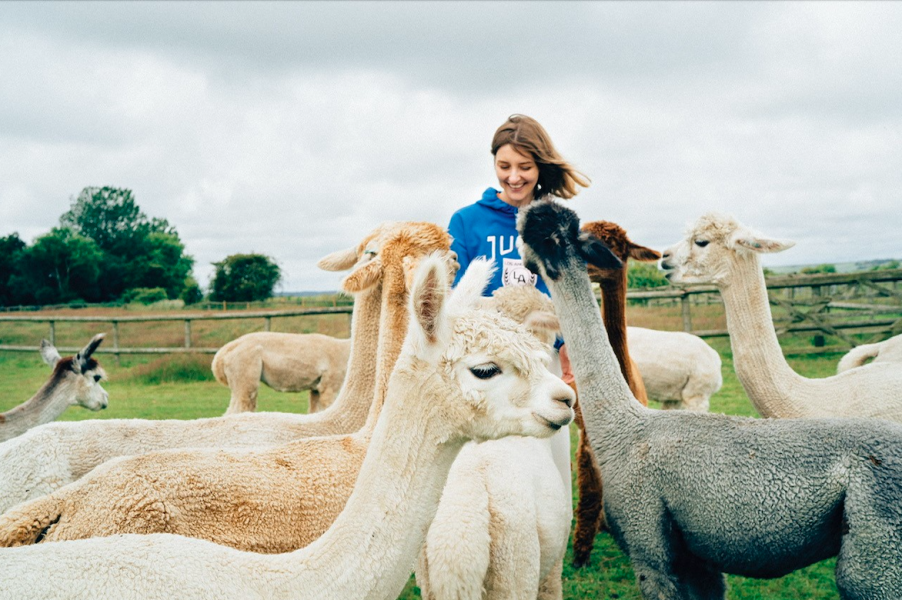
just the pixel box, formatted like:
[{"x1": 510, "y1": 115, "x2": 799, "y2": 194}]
[{"x1": 0, "y1": 303, "x2": 850, "y2": 599}]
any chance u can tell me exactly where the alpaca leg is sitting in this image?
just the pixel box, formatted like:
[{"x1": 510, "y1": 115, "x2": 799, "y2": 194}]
[
  {"x1": 573, "y1": 409, "x2": 604, "y2": 568},
  {"x1": 223, "y1": 347, "x2": 263, "y2": 414},
  {"x1": 834, "y1": 500, "x2": 902, "y2": 599},
  {"x1": 680, "y1": 394, "x2": 710, "y2": 413},
  {"x1": 676, "y1": 563, "x2": 726, "y2": 600},
  {"x1": 536, "y1": 558, "x2": 563, "y2": 600},
  {"x1": 308, "y1": 389, "x2": 321, "y2": 414}
]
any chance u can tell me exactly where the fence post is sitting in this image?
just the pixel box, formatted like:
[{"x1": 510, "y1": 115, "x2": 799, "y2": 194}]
[
  {"x1": 48, "y1": 321, "x2": 56, "y2": 346},
  {"x1": 265, "y1": 316, "x2": 272, "y2": 332},
  {"x1": 681, "y1": 293, "x2": 693, "y2": 333},
  {"x1": 184, "y1": 320, "x2": 192, "y2": 349},
  {"x1": 112, "y1": 321, "x2": 120, "y2": 366}
]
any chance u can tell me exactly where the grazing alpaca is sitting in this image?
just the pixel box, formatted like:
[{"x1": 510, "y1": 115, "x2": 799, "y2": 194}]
[
  {"x1": 837, "y1": 334, "x2": 902, "y2": 373},
  {"x1": 0, "y1": 227, "x2": 456, "y2": 550},
  {"x1": 0, "y1": 255, "x2": 574, "y2": 600},
  {"x1": 0, "y1": 335, "x2": 107, "y2": 443},
  {"x1": 213, "y1": 332, "x2": 351, "y2": 414},
  {"x1": 518, "y1": 199, "x2": 902, "y2": 599},
  {"x1": 0, "y1": 221, "x2": 438, "y2": 514},
  {"x1": 660, "y1": 213, "x2": 902, "y2": 420},
  {"x1": 571, "y1": 220, "x2": 656, "y2": 569},
  {"x1": 627, "y1": 327, "x2": 722, "y2": 412},
  {"x1": 417, "y1": 284, "x2": 620, "y2": 600}
]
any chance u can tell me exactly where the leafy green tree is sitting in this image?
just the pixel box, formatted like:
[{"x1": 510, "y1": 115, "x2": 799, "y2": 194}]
[
  {"x1": 210, "y1": 254, "x2": 281, "y2": 302},
  {"x1": 10, "y1": 228, "x2": 103, "y2": 304},
  {"x1": 0, "y1": 233, "x2": 26, "y2": 306},
  {"x1": 872, "y1": 260, "x2": 900, "y2": 271},
  {"x1": 125, "y1": 232, "x2": 195, "y2": 300},
  {"x1": 627, "y1": 261, "x2": 669, "y2": 289},
  {"x1": 180, "y1": 276, "x2": 204, "y2": 305}
]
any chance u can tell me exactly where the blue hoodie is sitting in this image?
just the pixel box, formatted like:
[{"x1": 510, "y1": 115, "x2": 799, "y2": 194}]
[{"x1": 448, "y1": 187, "x2": 551, "y2": 297}]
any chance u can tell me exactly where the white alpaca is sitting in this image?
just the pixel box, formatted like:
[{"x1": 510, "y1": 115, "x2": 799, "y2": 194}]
[
  {"x1": 0, "y1": 221, "x2": 442, "y2": 514},
  {"x1": 418, "y1": 285, "x2": 573, "y2": 600},
  {"x1": 660, "y1": 212, "x2": 902, "y2": 419},
  {"x1": 837, "y1": 334, "x2": 902, "y2": 373},
  {"x1": 213, "y1": 332, "x2": 351, "y2": 414},
  {"x1": 627, "y1": 327, "x2": 722, "y2": 412},
  {"x1": 0, "y1": 335, "x2": 108, "y2": 443},
  {"x1": 0, "y1": 256, "x2": 575, "y2": 600}
]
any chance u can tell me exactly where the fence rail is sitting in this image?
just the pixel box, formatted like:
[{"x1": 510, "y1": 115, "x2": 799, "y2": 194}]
[{"x1": 1, "y1": 270, "x2": 900, "y2": 357}]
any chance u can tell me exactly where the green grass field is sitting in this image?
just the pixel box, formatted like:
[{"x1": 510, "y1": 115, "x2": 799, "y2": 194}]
[{"x1": 0, "y1": 332, "x2": 845, "y2": 599}]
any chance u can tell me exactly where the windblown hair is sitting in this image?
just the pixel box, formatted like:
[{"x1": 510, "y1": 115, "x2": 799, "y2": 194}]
[{"x1": 491, "y1": 114, "x2": 590, "y2": 200}]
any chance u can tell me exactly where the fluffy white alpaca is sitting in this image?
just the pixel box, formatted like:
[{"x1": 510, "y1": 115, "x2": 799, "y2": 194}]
[
  {"x1": 836, "y1": 334, "x2": 902, "y2": 373},
  {"x1": 0, "y1": 256, "x2": 575, "y2": 600},
  {"x1": 627, "y1": 327, "x2": 722, "y2": 412},
  {"x1": 418, "y1": 285, "x2": 575, "y2": 600},
  {"x1": 0, "y1": 221, "x2": 442, "y2": 513},
  {"x1": 0, "y1": 335, "x2": 108, "y2": 442}
]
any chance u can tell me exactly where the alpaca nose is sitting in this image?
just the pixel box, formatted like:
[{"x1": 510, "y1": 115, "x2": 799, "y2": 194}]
[{"x1": 556, "y1": 387, "x2": 575, "y2": 409}]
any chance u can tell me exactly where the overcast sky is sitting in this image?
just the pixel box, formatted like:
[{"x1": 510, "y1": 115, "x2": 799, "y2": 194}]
[{"x1": 1, "y1": 1, "x2": 899, "y2": 291}]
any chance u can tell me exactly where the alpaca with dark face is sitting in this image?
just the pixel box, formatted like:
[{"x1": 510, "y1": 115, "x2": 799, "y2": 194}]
[{"x1": 518, "y1": 198, "x2": 902, "y2": 600}]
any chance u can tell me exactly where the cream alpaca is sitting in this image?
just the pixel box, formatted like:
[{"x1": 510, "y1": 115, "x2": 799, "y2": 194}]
[
  {"x1": 213, "y1": 332, "x2": 351, "y2": 414},
  {"x1": 660, "y1": 213, "x2": 902, "y2": 420},
  {"x1": 0, "y1": 335, "x2": 108, "y2": 443},
  {"x1": 837, "y1": 334, "x2": 902, "y2": 373},
  {"x1": 0, "y1": 221, "x2": 429, "y2": 514},
  {"x1": 0, "y1": 224, "x2": 455, "y2": 549},
  {"x1": 0, "y1": 255, "x2": 574, "y2": 600}
]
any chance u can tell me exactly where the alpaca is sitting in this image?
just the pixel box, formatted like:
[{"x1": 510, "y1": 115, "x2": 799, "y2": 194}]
[
  {"x1": 0, "y1": 255, "x2": 575, "y2": 600},
  {"x1": 0, "y1": 221, "x2": 441, "y2": 514},
  {"x1": 627, "y1": 327, "x2": 722, "y2": 411},
  {"x1": 0, "y1": 335, "x2": 108, "y2": 443},
  {"x1": 417, "y1": 284, "x2": 621, "y2": 600},
  {"x1": 0, "y1": 226, "x2": 456, "y2": 550},
  {"x1": 213, "y1": 332, "x2": 351, "y2": 414},
  {"x1": 518, "y1": 198, "x2": 902, "y2": 599},
  {"x1": 571, "y1": 220, "x2": 657, "y2": 569},
  {"x1": 660, "y1": 212, "x2": 902, "y2": 420},
  {"x1": 837, "y1": 334, "x2": 902, "y2": 373}
]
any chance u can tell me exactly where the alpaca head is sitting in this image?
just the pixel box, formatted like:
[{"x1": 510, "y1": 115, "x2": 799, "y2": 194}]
[
  {"x1": 40, "y1": 334, "x2": 108, "y2": 411},
  {"x1": 659, "y1": 213, "x2": 795, "y2": 286},
  {"x1": 481, "y1": 285, "x2": 560, "y2": 349},
  {"x1": 581, "y1": 220, "x2": 661, "y2": 286},
  {"x1": 516, "y1": 199, "x2": 622, "y2": 282},
  {"x1": 402, "y1": 254, "x2": 575, "y2": 442}
]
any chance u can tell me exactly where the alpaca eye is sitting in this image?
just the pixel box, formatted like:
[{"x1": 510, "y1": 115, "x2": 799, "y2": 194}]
[
  {"x1": 694, "y1": 240, "x2": 710, "y2": 248},
  {"x1": 470, "y1": 364, "x2": 501, "y2": 380},
  {"x1": 93, "y1": 374, "x2": 102, "y2": 383}
]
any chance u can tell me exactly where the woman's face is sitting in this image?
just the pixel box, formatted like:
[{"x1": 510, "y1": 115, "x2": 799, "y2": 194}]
[{"x1": 494, "y1": 144, "x2": 539, "y2": 208}]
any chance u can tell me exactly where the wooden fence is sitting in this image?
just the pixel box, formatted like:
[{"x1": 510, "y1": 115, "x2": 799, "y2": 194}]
[{"x1": 1, "y1": 269, "x2": 900, "y2": 358}]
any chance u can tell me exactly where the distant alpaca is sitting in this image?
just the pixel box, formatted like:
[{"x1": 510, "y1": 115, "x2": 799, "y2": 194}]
[
  {"x1": 0, "y1": 335, "x2": 107, "y2": 443},
  {"x1": 0, "y1": 226, "x2": 457, "y2": 550},
  {"x1": 0, "y1": 221, "x2": 437, "y2": 514},
  {"x1": 0, "y1": 255, "x2": 575, "y2": 600},
  {"x1": 518, "y1": 199, "x2": 902, "y2": 599},
  {"x1": 571, "y1": 220, "x2": 656, "y2": 569},
  {"x1": 213, "y1": 332, "x2": 351, "y2": 413},
  {"x1": 837, "y1": 334, "x2": 902, "y2": 373},
  {"x1": 660, "y1": 212, "x2": 902, "y2": 420}
]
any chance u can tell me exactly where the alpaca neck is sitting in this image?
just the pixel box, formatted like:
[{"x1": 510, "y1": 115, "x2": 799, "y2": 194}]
[
  {"x1": 718, "y1": 254, "x2": 808, "y2": 418},
  {"x1": 549, "y1": 259, "x2": 642, "y2": 434},
  {"x1": 597, "y1": 269, "x2": 645, "y2": 402},
  {"x1": 313, "y1": 281, "x2": 382, "y2": 429},
  {"x1": 0, "y1": 376, "x2": 73, "y2": 442},
  {"x1": 286, "y1": 363, "x2": 463, "y2": 599},
  {"x1": 361, "y1": 266, "x2": 409, "y2": 433}
]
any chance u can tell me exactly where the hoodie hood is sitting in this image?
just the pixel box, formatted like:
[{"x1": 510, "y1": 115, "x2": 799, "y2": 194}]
[{"x1": 476, "y1": 188, "x2": 519, "y2": 215}]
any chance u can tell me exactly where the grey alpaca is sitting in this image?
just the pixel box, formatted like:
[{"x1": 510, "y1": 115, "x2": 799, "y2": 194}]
[{"x1": 516, "y1": 199, "x2": 902, "y2": 600}]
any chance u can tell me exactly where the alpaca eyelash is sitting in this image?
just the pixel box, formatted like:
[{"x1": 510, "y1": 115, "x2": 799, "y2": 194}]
[
  {"x1": 469, "y1": 364, "x2": 502, "y2": 380},
  {"x1": 694, "y1": 240, "x2": 710, "y2": 248}
]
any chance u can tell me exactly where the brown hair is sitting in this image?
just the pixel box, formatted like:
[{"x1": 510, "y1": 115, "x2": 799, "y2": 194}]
[{"x1": 491, "y1": 114, "x2": 590, "y2": 200}]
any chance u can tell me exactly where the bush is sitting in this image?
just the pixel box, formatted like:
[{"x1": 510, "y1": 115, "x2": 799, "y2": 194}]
[
  {"x1": 180, "y1": 278, "x2": 204, "y2": 305},
  {"x1": 121, "y1": 354, "x2": 214, "y2": 385},
  {"x1": 122, "y1": 287, "x2": 168, "y2": 305},
  {"x1": 627, "y1": 262, "x2": 669, "y2": 289}
]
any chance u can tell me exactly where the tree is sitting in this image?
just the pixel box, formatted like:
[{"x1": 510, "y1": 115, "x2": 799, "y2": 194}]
[
  {"x1": 627, "y1": 261, "x2": 669, "y2": 289},
  {"x1": 11, "y1": 228, "x2": 103, "y2": 305},
  {"x1": 0, "y1": 233, "x2": 26, "y2": 306},
  {"x1": 209, "y1": 254, "x2": 281, "y2": 302},
  {"x1": 126, "y1": 232, "x2": 195, "y2": 300},
  {"x1": 800, "y1": 264, "x2": 836, "y2": 275}
]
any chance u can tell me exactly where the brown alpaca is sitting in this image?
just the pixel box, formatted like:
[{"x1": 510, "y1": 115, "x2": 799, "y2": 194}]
[{"x1": 572, "y1": 220, "x2": 660, "y2": 568}]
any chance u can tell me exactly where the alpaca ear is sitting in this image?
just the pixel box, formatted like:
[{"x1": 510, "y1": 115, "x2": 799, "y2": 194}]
[
  {"x1": 318, "y1": 247, "x2": 361, "y2": 272},
  {"x1": 732, "y1": 229, "x2": 795, "y2": 254},
  {"x1": 75, "y1": 334, "x2": 105, "y2": 372},
  {"x1": 628, "y1": 242, "x2": 662, "y2": 263},
  {"x1": 40, "y1": 339, "x2": 62, "y2": 368},
  {"x1": 449, "y1": 258, "x2": 494, "y2": 313},
  {"x1": 409, "y1": 254, "x2": 450, "y2": 348},
  {"x1": 341, "y1": 257, "x2": 383, "y2": 293},
  {"x1": 577, "y1": 231, "x2": 623, "y2": 270},
  {"x1": 523, "y1": 311, "x2": 561, "y2": 335}
]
